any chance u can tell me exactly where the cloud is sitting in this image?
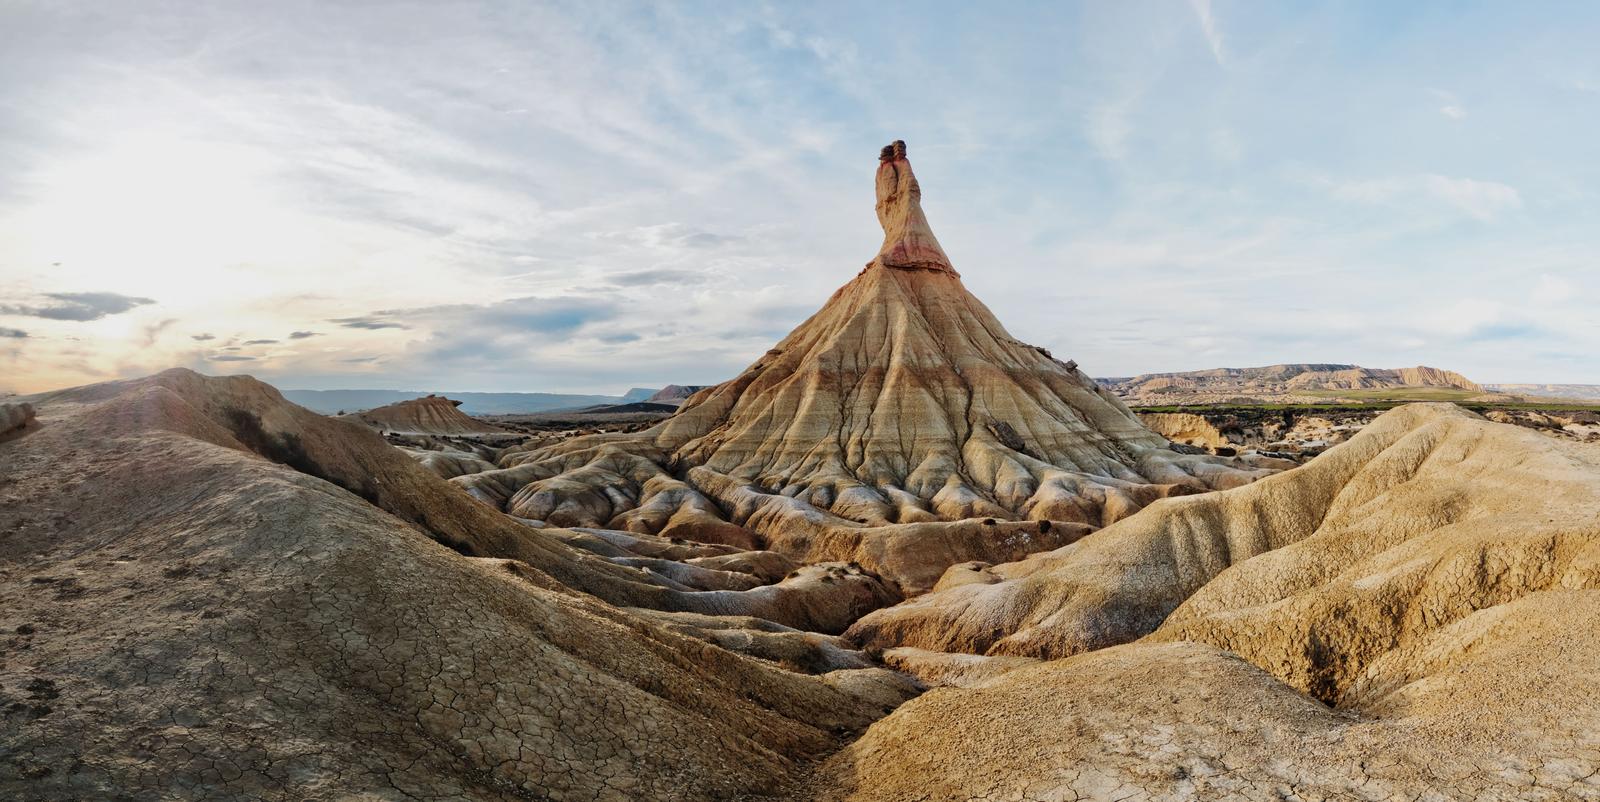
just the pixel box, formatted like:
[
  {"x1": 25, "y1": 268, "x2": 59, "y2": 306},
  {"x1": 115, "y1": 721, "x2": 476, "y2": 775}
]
[
  {"x1": 0, "y1": 327, "x2": 27, "y2": 339},
  {"x1": 1086, "y1": 99, "x2": 1134, "y2": 163},
  {"x1": 190, "y1": 333, "x2": 216, "y2": 342},
  {"x1": 606, "y1": 268, "x2": 707, "y2": 286},
  {"x1": 1, "y1": 292, "x2": 155, "y2": 321},
  {"x1": 1429, "y1": 89, "x2": 1466, "y2": 120},
  {"x1": 330, "y1": 316, "x2": 409, "y2": 330},
  {"x1": 1188, "y1": 0, "x2": 1226, "y2": 66},
  {"x1": 1467, "y1": 323, "x2": 1546, "y2": 342},
  {"x1": 596, "y1": 223, "x2": 742, "y2": 251},
  {"x1": 209, "y1": 354, "x2": 256, "y2": 361},
  {"x1": 243, "y1": 338, "x2": 279, "y2": 345},
  {"x1": 379, "y1": 295, "x2": 620, "y2": 336},
  {"x1": 1531, "y1": 274, "x2": 1574, "y2": 305},
  {"x1": 141, "y1": 318, "x2": 177, "y2": 346},
  {"x1": 1327, "y1": 174, "x2": 1522, "y2": 221},
  {"x1": 1424, "y1": 176, "x2": 1523, "y2": 221},
  {"x1": 288, "y1": 330, "x2": 321, "y2": 339}
]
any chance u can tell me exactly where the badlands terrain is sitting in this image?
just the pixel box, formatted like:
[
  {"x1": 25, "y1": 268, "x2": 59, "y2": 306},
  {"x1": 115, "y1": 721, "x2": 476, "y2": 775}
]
[{"x1": 4, "y1": 143, "x2": 1600, "y2": 801}]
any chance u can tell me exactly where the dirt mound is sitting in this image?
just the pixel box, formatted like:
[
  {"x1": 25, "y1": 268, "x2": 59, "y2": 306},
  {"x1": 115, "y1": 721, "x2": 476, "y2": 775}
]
[
  {"x1": 342, "y1": 393, "x2": 510, "y2": 435},
  {"x1": 459, "y1": 142, "x2": 1267, "y2": 595},
  {"x1": 849, "y1": 404, "x2": 1600, "y2": 677},
  {"x1": 0, "y1": 369, "x2": 918, "y2": 799},
  {"x1": 815, "y1": 598, "x2": 1600, "y2": 800},
  {"x1": 822, "y1": 406, "x2": 1600, "y2": 799}
]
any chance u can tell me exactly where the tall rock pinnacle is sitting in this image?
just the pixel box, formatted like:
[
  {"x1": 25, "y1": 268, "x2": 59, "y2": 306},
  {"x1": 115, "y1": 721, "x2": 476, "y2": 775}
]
[
  {"x1": 456, "y1": 144, "x2": 1269, "y2": 595},
  {"x1": 872, "y1": 140, "x2": 957, "y2": 274}
]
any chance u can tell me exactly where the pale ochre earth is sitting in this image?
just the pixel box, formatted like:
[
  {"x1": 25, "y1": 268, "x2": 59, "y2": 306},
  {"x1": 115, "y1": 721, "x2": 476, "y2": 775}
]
[
  {"x1": 4, "y1": 146, "x2": 1599, "y2": 801},
  {"x1": 0, "y1": 370, "x2": 919, "y2": 800},
  {"x1": 828, "y1": 403, "x2": 1600, "y2": 800}
]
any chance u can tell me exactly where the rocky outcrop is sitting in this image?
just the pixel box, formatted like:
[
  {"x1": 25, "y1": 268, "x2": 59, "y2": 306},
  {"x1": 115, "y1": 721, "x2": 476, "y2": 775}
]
[
  {"x1": 0, "y1": 401, "x2": 34, "y2": 436},
  {"x1": 457, "y1": 142, "x2": 1269, "y2": 595},
  {"x1": 1139, "y1": 412, "x2": 1229, "y2": 449},
  {"x1": 1140, "y1": 407, "x2": 1379, "y2": 458},
  {"x1": 341, "y1": 394, "x2": 510, "y2": 436}
]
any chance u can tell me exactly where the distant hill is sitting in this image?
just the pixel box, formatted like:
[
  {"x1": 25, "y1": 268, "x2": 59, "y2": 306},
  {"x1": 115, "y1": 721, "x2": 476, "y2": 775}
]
[
  {"x1": 1486, "y1": 384, "x2": 1600, "y2": 402},
  {"x1": 339, "y1": 395, "x2": 511, "y2": 435},
  {"x1": 645, "y1": 385, "x2": 712, "y2": 406},
  {"x1": 1098, "y1": 364, "x2": 1482, "y2": 405},
  {"x1": 620, "y1": 387, "x2": 661, "y2": 403},
  {"x1": 282, "y1": 389, "x2": 626, "y2": 416}
]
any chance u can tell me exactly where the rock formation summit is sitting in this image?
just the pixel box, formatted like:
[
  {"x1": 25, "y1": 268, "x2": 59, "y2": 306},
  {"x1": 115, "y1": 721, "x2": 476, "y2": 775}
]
[{"x1": 460, "y1": 142, "x2": 1267, "y2": 593}]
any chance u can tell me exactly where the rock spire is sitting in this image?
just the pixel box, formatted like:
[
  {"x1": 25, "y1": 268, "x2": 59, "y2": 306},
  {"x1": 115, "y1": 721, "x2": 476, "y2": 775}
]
[{"x1": 872, "y1": 140, "x2": 956, "y2": 274}]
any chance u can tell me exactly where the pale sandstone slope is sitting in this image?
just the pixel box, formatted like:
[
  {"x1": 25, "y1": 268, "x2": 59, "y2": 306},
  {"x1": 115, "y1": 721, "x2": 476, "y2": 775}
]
[
  {"x1": 816, "y1": 404, "x2": 1600, "y2": 800},
  {"x1": 0, "y1": 369, "x2": 917, "y2": 799},
  {"x1": 849, "y1": 403, "x2": 1600, "y2": 667},
  {"x1": 815, "y1": 599, "x2": 1600, "y2": 800},
  {"x1": 12, "y1": 370, "x2": 916, "y2": 632},
  {"x1": 458, "y1": 143, "x2": 1266, "y2": 595}
]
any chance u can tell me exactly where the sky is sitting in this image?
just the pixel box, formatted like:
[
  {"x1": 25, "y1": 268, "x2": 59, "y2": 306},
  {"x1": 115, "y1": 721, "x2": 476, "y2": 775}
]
[{"x1": 2, "y1": 1, "x2": 1598, "y2": 395}]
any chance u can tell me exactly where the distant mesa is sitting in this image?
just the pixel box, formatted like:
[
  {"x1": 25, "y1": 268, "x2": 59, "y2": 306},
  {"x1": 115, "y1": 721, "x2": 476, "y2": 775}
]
[
  {"x1": 1098, "y1": 363, "x2": 1483, "y2": 405},
  {"x1": 281, "y1": 388, "x2": 628, "y2": 416},
  {"x1": 619, "y1": 387, "x2": 660, "y2": 404},
  {"x1": 455, "y1": 141, "x2": 1269, "y2": 595},
  {"x1": 341, "y1": 394, "x2": 509, "y2": 436},
  {"x1": 1486, "y1": 382, "x2": 1600, "y2": 402},
  {"x1": 645, "y1": 384, "x2": 711, "y2": 406}
]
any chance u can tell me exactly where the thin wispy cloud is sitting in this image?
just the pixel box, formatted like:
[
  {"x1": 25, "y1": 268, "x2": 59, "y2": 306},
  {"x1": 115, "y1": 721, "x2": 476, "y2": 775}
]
[
  {"x1": 1322, "y1": 174, "x2": 1523, "y2": 222},
  {"x1": 1189, "y1": 0, "x2": 1227, "y2": 66},
  {"x1": 1, "y1": 292, "x2": 155, "y2": 322},
  {"x1": 330, "y1": 317, "x2": 409, "y2": 331}
]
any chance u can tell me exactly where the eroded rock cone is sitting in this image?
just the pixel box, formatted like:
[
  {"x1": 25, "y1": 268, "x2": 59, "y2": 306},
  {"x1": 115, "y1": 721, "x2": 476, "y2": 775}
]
[{"x1": 460, "y1": 141, "x2": 1267, "y2": 593}]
